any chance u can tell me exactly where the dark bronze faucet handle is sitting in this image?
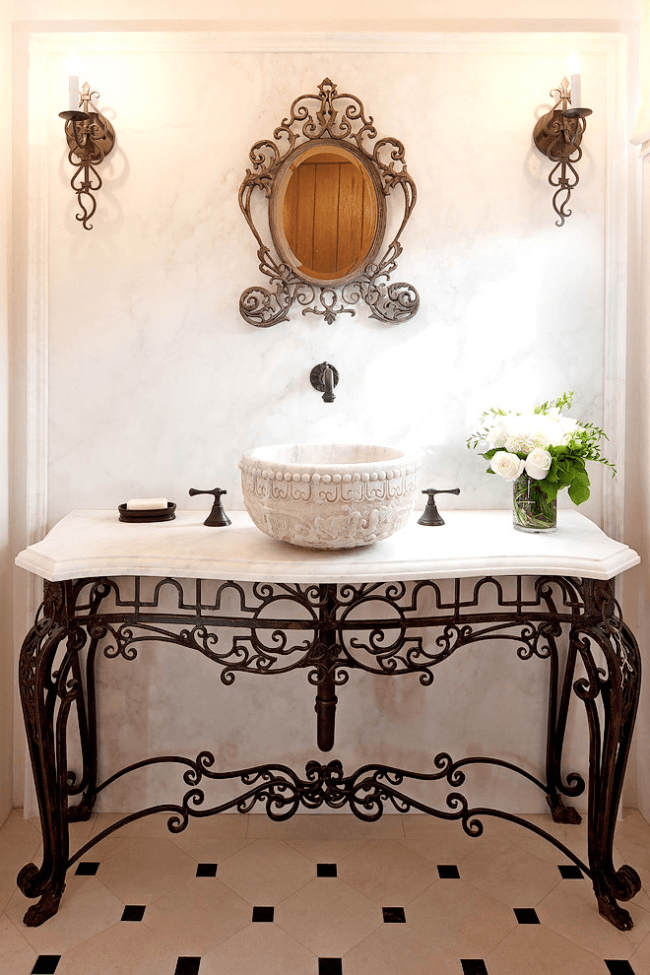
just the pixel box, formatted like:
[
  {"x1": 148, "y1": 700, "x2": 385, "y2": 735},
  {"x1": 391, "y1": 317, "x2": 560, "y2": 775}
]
[
  {"x1": 188, "y1": 487, "x2": 232, "y2": 527},
  {"x1": 310, "y1": 362, "x2": 339, "y2": 403},
  {"x1": 418, "y1": 487, "x2": 461, "y2": 527}
]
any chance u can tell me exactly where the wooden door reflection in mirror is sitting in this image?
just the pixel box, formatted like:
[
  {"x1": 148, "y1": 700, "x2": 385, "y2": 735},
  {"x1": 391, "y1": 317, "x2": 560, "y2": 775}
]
[{"x1": 275, "y1": 144, "x2": 381, "y2": 283}]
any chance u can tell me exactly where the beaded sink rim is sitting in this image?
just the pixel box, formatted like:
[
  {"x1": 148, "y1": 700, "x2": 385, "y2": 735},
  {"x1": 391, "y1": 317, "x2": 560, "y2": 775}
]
[{"x1": 239, "y1": 443, "x2": 420, "y2": 484}]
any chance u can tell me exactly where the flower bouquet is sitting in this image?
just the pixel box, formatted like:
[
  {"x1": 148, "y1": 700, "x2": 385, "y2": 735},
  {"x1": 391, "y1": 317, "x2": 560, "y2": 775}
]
[{"x1": 467, "y1": 392, "x2": 616, "y2": 532}]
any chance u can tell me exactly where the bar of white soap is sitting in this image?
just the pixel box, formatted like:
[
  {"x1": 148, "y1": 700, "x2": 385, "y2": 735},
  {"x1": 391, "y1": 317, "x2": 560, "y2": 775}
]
[{"x1": 125, "y1": 498, "x2": 168, "y2": 510}]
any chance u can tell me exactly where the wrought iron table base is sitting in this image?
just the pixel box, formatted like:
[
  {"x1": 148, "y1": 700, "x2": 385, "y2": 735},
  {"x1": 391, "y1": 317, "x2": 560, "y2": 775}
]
[{"x1": 17, "y1": 574, "x2": 642, "y2": 930}]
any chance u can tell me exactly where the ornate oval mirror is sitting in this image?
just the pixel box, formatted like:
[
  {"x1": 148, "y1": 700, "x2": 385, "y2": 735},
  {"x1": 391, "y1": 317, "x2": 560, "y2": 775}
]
[
  {"x1": 270, "y1": 142, "x2": 385, "y2": 286},
  {"x1": 239, "y1": 79, "x2": 419, "y2": 326}
]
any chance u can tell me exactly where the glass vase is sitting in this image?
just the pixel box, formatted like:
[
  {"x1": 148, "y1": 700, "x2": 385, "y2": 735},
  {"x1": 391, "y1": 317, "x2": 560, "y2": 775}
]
[{"x1": 512, "y1": 473, "x2": 557, "y2": 533}]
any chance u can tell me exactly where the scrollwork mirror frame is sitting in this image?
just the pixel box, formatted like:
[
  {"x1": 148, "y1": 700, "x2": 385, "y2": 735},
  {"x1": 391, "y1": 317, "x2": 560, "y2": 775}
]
[{"x1": 239, "y1": 78, "x2": 419, "y2": 327}]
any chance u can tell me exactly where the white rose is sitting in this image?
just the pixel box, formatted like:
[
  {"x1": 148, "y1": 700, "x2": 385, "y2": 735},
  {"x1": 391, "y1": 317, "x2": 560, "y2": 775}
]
[
  {"x1": 490, "y1": 451, "x2": 525, "y2": 481},
  {"x1": 487, "y1": 423, "x2": 508, "y2": 448},
  {"x1": 524, "y1": 447, "x2": 552, "y2": 480}
]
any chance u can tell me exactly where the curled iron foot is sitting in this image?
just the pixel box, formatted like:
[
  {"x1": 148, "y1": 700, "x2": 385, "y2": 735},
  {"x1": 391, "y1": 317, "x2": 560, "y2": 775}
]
[
  {"x1": 22, "y1": 889, "x2": 64, "y2": 927},
  {"x1": 613, "y1": 864, "x2": 642, "y2": 902},
  {"x1": 546, "y1": 794, "x2": 582, "y2": 825},
  {"x1": 17, "y1": 862, "x2": 43, "y2": 897},
  {"x1": 597, "y1": 894, "x2": 634, "y2": 931},
  {"x1": 68, "y1": 798, "x2": 94, "y2": 822}
]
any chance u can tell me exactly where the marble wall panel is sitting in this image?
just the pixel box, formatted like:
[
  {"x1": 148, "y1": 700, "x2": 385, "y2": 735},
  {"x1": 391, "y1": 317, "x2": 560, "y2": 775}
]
[{"x1": 29, "y1": 34, "x2": 619, "y2": 813}]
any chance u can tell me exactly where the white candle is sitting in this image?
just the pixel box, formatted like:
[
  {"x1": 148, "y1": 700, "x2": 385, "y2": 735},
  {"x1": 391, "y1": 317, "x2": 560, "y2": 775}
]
[
  {"x1": 67, "y1": 52, "x2": 80, "y2": 112},
  {"x1": 125, "y1": 498, "x2": 168, "y2": 510},
  {"x1": 570, "y1": 73, "x2": 582, "y2": 109},
  {"x1": 568, "y1": 51, "x2": 581, "y2": 109},
  {"x1": 68, "y1": 74, "x2": 79, "y2": 112}
]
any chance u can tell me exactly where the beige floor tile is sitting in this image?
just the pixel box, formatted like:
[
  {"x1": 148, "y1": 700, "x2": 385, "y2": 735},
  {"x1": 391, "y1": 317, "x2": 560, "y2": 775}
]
[
  {"x1": 5, "y1": 875, "x2": 123, "y2": 956},
  {"x1": 170, "y1": 812, "x2": 248, "y2": 840},
  {"x1": 276, "y1": 877, "x2": 381, "y2": 955},
  {"x1": 407, "y1": 879, "x2": 516, "y2": 955},
  {"x1": 0, "y1": 914, "x2": 37, "y2": 975},
  {"x1": 216, "y1": 839, "x2": 313, "y2": 905},
  {"x1": 460, "y1": 835, "x2": 562, "y2": 907},
  {"x1": 246, "y1": 812, "x2": 405, "y2": 840},
  {"x1": 537, "y1": 874, "x2": 650, "y2": 959},
  {"x1": 0, "y1": 819, "x2": 42, "y2": 890},
  {"x1": 142, "y1": 877, "x2": 251, "y2": 954},
  {"x1": 200, "y1": 922, "x2": 316, "y2": 975},
  {"x1": 0, "y1": 889, "x2": 13, "y2": 916},
  {"x1": 344, "y1": 925, "x2": 460, "y2": 975},
  {"x1": 96, "y1": 837, "x2": 197, "y2": 903},
  {"x1": 485, "y1": 924, "x2": 607, "y2": 975},
  {"x1": 402, "y1": 812, "x2": 516, "y2": 844},
  {"x1": 285, "y1": 837, "x2": 368, "y2": 864},
  {"x1": 401, "y1": 822, "x2": 493, "y2": 864},
  {"x1": 337, "y1": 840, "x2": 437, "y2": 906},
  {"x1": 508, "y1": 811, "x2": 590, "y2": 865},
  {"x1": 167, "y1": 836, "x2": 254, "y2": 864},
  {"x1": 87, "y1": 810, "x2": 178, "y2": 840},
  {"x1": 613, "y1": 811, "x2": 650, "y2": 879},
  {"x1": 2, "y1": 810, "x2": 40, "y2": 836},
  {"x1": 630, "y1": 925, "x2": 650, "y2": 973},
  {"x1": 55, "y1": 921, "x2": 176, "y2": 975}
]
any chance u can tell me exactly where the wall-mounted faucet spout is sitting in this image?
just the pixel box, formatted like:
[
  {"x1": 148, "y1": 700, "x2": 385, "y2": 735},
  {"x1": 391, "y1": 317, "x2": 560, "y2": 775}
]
[{"x1": 310, "y1": 362, "x2": 339, "y2": 403}]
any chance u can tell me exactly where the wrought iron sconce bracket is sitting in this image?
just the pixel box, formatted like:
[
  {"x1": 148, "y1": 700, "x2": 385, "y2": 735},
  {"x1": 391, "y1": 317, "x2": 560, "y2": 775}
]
[
  {"x1": 59, "y1": 83, "x2": 115, "y2": 231},
  {"x1": 533, "y1": 78, "x2": 592, "y2": 227}
]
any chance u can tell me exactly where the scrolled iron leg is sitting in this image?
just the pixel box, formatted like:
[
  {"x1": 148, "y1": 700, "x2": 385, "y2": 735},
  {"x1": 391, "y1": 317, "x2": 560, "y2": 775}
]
[
  {"x1": 17, "y1": 582, "x2": 72, "y2": 925},
  {"x1": 575, "y1": 587, "x2": 642, "y2": 930},
  {"x1": 537, "y1": 598, "x2": 584, "y2": 825},
  {"x1": 67, "y1": 603, "x2": 107, "y2": 821}
]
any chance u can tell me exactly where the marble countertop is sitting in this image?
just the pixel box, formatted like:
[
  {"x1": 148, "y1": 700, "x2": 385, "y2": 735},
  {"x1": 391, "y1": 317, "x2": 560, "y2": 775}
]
[{"x1": 15, "y1": 509, "x2": 640, "y2": 583}]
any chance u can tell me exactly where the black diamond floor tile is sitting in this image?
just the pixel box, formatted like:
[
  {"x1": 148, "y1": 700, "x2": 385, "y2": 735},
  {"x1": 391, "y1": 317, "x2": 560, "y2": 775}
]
[
  {"x1": 121, "y1": 904, "x2": 146, "y2": 921},
  {"x1": 605, "y1": 962, "x2": 636, "y2": 975},
  {"x1": 74, "y1": 861, "x2": 99, "y2": 876},
  {"x1": 558, "y1": 864, "x2": 584, "y2": 879},
  {"x1": 461, "y1": 962, "x2": 489, "y2": 975},
  {"x1": 382, "y1": 906, "x2": 406, "y2": 923},
  {"x1": 318, "y1": 960, "x2": 343, "y2": 975},
  {"x1": 31, "y1": 957, "x2": 61, "y2": 975},
  {"x1": 437, "y1": 864, "x2": 460, "y2": 878},
  {"x1": 252, "y1": 905, "x2": 274, "y2": 922},
  {"x1": 196, "y1": 863, "x2": 218, "y2": 877},
  {"x1": 513, "y1": 907, "x2": 540, "y2": 924},
  {"x1": 174, "y1": 958, "x2": 201, "y2": 975},
  {"x1": 317, "y1": 862, "x2": 338, "y2": 877}
]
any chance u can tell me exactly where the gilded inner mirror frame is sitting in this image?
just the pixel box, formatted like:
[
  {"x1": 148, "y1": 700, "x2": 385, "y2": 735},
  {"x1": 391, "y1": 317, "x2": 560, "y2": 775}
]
[{"x1": 239, "y1": 78, "x2": 419, "y2": 326}]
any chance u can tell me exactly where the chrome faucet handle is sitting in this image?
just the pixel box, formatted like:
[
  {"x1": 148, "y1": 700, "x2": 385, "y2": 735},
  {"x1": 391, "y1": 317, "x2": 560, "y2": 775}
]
[
  {"x1": 188, "y1": 487, "x2": 232, "y2": 527},
  {"x1": 418, "y1": 487, "x2": 461, "y2": 527}
]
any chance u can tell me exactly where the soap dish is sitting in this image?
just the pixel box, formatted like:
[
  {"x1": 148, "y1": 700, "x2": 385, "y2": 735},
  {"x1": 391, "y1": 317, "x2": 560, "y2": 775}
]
[{"x1": 118, "y1": 502, "x2": 176, "y2": 523}]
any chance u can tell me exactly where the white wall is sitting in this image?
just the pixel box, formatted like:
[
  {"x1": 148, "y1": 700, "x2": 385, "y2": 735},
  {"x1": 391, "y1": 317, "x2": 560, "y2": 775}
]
[
  {"x1": 11, "y1": 27, "x2": 633, "y2": 818},
  {"x1": 42, "y1": 37, "x2": 615, "y2": 526},
  {"x1": 628, "y1": 0, "x2": 650, "y2": 821},
  {"x1": 0, "y1": 0, "x2": 12, "y2": 826},
  {"x1": 7, "y1": 1, "x2": 646, "y2": 824}
]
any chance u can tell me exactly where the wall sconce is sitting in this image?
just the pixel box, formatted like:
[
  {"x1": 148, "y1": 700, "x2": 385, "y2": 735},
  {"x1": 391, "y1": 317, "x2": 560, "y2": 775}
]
[
  {"x1": 59, "y1": 82, "x2": 115, "y2": 230},
  {"x1": 533, "y1": 77, "x2": 592, "y2": 227}
]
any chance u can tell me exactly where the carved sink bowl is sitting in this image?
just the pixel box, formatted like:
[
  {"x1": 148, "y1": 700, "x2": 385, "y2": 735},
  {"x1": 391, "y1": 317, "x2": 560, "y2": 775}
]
[{"x1": 239, "y1": 443, "x2": 420, "y2": 550}]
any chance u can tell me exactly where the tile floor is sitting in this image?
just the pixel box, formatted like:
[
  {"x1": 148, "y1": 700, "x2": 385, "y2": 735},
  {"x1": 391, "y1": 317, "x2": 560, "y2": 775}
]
[{"x1": 1, "y1": 807, "x2": 650, "y2": 974}]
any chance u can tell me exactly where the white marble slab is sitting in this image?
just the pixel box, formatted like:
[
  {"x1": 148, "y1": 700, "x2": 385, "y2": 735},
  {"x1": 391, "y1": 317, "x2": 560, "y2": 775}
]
[{"x1": 15, "y1": 509, "x2": 639, "y2": 583}]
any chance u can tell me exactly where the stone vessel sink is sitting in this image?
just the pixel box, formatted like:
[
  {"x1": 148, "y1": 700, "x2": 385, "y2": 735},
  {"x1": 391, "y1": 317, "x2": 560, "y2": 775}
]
[{"x1": 239, "y1": 443, "x2": 420, "y2": 550}]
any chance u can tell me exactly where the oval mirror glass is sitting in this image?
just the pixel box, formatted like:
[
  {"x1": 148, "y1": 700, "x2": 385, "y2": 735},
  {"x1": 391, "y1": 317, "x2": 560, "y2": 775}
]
[{"x1": 270, "y1": 142, "x2": 384, "y2": 286}]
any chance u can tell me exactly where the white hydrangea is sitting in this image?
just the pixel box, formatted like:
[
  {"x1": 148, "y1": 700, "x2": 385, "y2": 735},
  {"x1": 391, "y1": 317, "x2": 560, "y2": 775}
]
[{"x1": 488, "y1": 411, "x2": 582, "y2": 455}]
